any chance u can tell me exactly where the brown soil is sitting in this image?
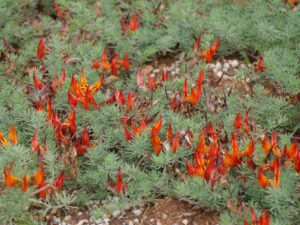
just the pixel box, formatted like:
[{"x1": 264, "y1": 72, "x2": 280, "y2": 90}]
[{"x1": 110, "y1": 198, "x2": 219, "y2": 225}]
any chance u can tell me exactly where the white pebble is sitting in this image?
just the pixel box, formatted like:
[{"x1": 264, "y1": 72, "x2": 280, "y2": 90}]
[
  {"x1": 95, "y1": 219, "x2": 102, "y2": 224},
  {"x1": 61, "y1": 222, "x2": 66, "y2": 225},
  {"x1": 215, "y1": 62, "x2": 222, "y2": 70},
  {"x1": 112, "y1": 210, "x2": 121, "y2": 218},
  {"x1": 162, "y1": 213, "x2": 167, "y2": 219},
  {"x1": 213, "y1": 68, "x2": 218, "y2": 74},
  {"x1": 103, "y1": 218, "x2": 110, "y2": 223},
  {"x1": 182, "y1": 219, "x2": 189, "y2": 225},
  {"x1": 222, "y1": 67, "x2": 228, "y2": 72},
  {"x1": 128, "y1": 221, "x2": 133, "y2": 225},
  {"x1": 133, "y1": 209, "x2": 142, "y2": 216},
  {"x1": 150, "y1": 73, "x2": 155, "y2": 78},
  {"x1": 78, "y1": 212, "x2": 83, "y2": 216},
  {"x1": 64, "y1": 216, "x2": 71, "y2": 221},
  {"x1": 175, "y1": 68, "x2": 180, "y2": 74},
  {"x1": 223, "y1": 63, "x2": 230, "y2": 69},
  {"x1": 246, "y1": 78, "x2": 250, "y2": 83},
  {"x1": 217, "y1": 71, "x2": 223, "y2": 78},
  {"x1": 170, "y1": 71, "x2": 176, "y2": 76},
  {"x1": 231, "y1": 60, "x2": 239, "y2": 68},
  {"x1": 77, "y1": 219, "x2": 89, "y2": 225},
  {"x1": 157, "y1": 220, "x2": 162, "y2": 225},
  {"x1": 153, "y1": 69, "x2": 160, "y2": 73},
  {"x1": 133, "y1": 218, "x2": 139, "y2": 224}
]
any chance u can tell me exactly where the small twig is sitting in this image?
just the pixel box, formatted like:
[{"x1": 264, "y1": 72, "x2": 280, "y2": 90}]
[
  {"x1": 27, "y1": 184, "x2": 54, "y2": 197},
  {"x1": 137, "y1": 153, "x2": 150, "y2": 167}
]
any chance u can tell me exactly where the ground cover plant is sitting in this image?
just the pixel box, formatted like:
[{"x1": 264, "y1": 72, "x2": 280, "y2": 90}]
[{"x1": 0, "y1": 0, "x2": 299, "y2": 224}]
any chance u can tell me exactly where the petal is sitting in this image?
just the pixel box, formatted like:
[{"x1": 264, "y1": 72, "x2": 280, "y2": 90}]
[{"x1": 9, "y1": 122, "x2": 17, "y2": 144}]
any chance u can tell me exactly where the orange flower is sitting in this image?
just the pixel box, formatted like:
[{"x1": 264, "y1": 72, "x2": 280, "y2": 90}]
[
  {"x1": 172, "y1": 132, "x2": 179, "y2": 153},
  {"x1": 4, "y1": 166, "x2": 22, "y2": 187},
  {"x1": 8, "y1": 122, "x2": 17, "y2": 144},
  {"x1": 124, "y1": 125, "x2": 133, "y2": 142},
  {"x1": 152, "y1": 115, "x2": 162, "y2": 135},
  {"x1": 114, "y1": 87, "x2": 126, "y2": 107},
  {"x1": 186, "y1": 70, "x2": 204, "y2": 105},
  {"x1": 55, "y1": 170, "x2": 65, "y2": 190},
  {"x1": 262, "y1": 133, "x2": 281, "y2": 157},
  {"x1": 36, "y1": 36, "x2": 46, "y2": 59},
  {"x1": 52, "y1": 0, "x2": 63, "y2": 18},
  {"x1": 33, "y1": 71, "x2": 44, "y2": 90},
  {"x1": 201, "y1": 39, "x2": 219, "y2": 63},
  {"x1": 115, "y1": 167, "x2": 127, "y2": 194},
  {"x1": 151, "y1": 130, "x2": 163, "y2": 154},
  {"x1": 258, "y1": 157, "x2": 280, "y2": 188},
  {"x1": 68, "y1": 89, "x2": 78, "y2": 107},
  {"x1": 34, "y1": 162, "x2": 45, "y2": 186},
  {"x1": 130, "y1": 11, "x2": 138, "y2": 32},
  {"x1": 58, "y1": 68, "x2": 65, "y2": 89},
  {"x1": 244, "y1": 208, "x2": 270, "y2": 225},
  {"x1": 123, "y1": 51, "x2": 130, "y2": 70},
  {"x1": 234, "y1": 108, "x2": 252, "y2": 133},
  {"x1": 147, "y1": 72, "x2": 156, "y2": 91},
  {"x1": 22, "y1": 174, "x2": 28, "y2": 192},
  {"x1": 31, "y1": 131, "x2": 39, "y2": 153},
  {"x1": 0, "y1": 130, "x2": 8, "y2": 146}
]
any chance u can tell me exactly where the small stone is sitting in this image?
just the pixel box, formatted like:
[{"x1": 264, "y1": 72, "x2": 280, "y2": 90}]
[
  {"x1": 175, "y1": 68, "x2": 180, "y2": 74},
  {"x1": 78, "y1": 212, "x2": 83, "y2": 216},
  {"x1": 171, "y1": 71, "x2": 176, "y2": 76},
  {"x1": 231, "y1": 60, "x2": 239, "y2": 68},
  {"x1": 246, "y1": 78, "x2": 250, "y2": 83},
  {"x1": 222, "y1": 67, "x2": 228, "y2": 72},
  {"x1": 133, "y1": 218, "x2": 139, "y2": 224},
  {"x1": 112, "y1": 210, "x2": 121, "y2": 218},
  {"x1": 95, "y1": 219, "x2": 102, "y2": 224},
  {"x1": 61, "y1": 222, "x2": 66, "y2": 225},
  {"x1": 64, "y1": 216, "x2": 71, "y2": 221},
  {"x1": 162, "y1": 213, "x2": 167, "y2": 219},
  {"x1": 215, "y1": 62, "x2": 222, "y2": 70},
  {"x1": 128, "y1": 221, "x2": 134, "y2": 225},
  {"x1": 153, "y1": 68, "x2": 160, "y2": 73},
  {"x1": 207, "y1": 63, "x2": 214, "y2": 69},
  {"x1": 157, "y1": 220, "x2": 162, "y2": 225},
  {"x1": 150, "y1": 73, "x2": 155, "y2": 78},
  {"x1": 103, "y1": 218, "x2": 110, "y2": 224},
  {"x1": 77, "y1": 219, "x2": 89, "y2": 225},
  {"x1": 150, "y1": 218, "x2": 154, "y2": 222},
  {"x1": 217, "y1": 71, "x2": 223, "y2": 78},
  {"x1": 182, "y1": 219, "x2": 189, "y2": 225},
  {"x1": 223, "y1": 63, "x2": 230, "y2": 69},
  {"x1": 133, "y1": 209, "x2": 142, "y2": 216},
  {"x1": 213, "y1": 68, "x2": 218, "y2": 74}
]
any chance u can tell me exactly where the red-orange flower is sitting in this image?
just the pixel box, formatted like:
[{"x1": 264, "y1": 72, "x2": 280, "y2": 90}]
[
  {"x1": 8, "y1": 122, "x2": 17, "y2": 144},
  {"x1": 201, "y1": 39, "x2": 219, "y2": 63},
  {"x1": 151, "y1": 130, "x2": 163, "y2": 154},
  {"x1": 254, "y1": 55, "x2": 266, "y2": 72},
  {"x1": 244, "y1": 207, "x2": 270, "y2": 225},
  {"x1": 130, "y1": 11, "x2": 138, "y2": 32},
  {"x1": 258, "y1": 157, "x2": 280, "y2": 188},
  {"x1": 36, "y1": 36, "x2": 47, "y2": 59},
  {"x1": 33, "y1": 71, "x2": 44, "y2": 90}
]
